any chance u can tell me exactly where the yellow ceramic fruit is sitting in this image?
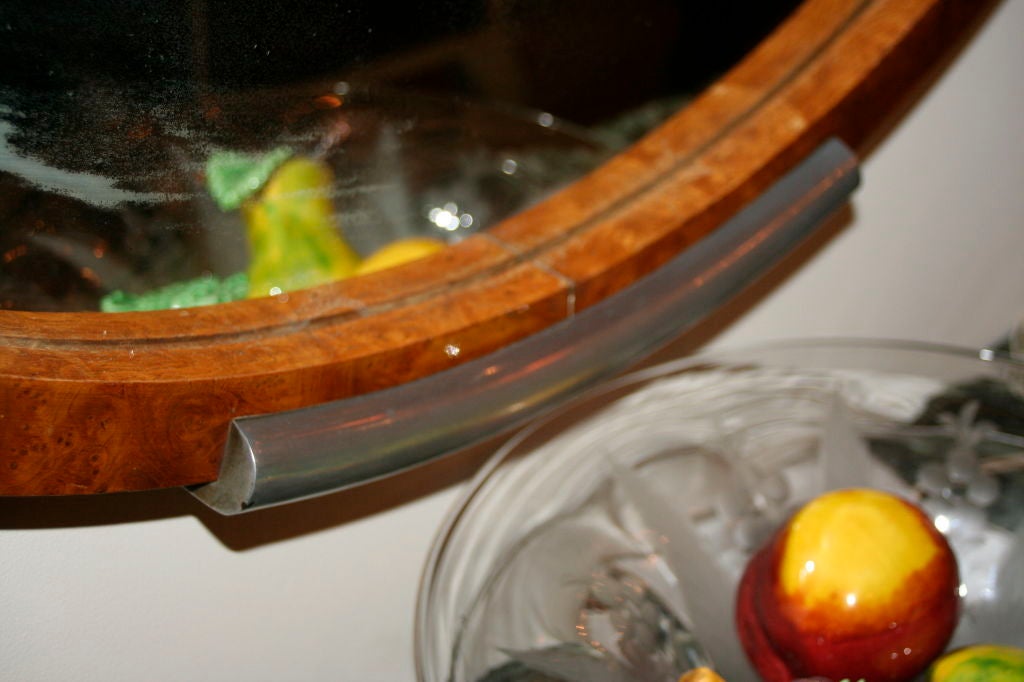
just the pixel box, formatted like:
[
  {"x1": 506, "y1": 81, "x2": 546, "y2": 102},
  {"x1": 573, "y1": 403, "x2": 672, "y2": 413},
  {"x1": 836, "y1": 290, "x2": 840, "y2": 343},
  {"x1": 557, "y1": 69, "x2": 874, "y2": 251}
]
[
  {"x1": 677, "y1": 667, "x2": 725, "y2": 682},
  {"x1": 929, "y1": 644, "x2": 1024, "y2": 681},
  {"x1": 355, "y1": 237, "x2": 446, "y2": 275},
  {"x1": 778, "y1": 488, "x2": 943, "y2": 622}
]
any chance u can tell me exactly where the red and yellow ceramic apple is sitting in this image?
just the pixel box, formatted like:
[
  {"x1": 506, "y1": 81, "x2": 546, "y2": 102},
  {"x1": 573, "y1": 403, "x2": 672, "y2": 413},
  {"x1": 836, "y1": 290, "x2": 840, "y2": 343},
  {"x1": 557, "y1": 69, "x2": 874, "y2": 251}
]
[{"x1": 736, "y1": 488, "x2": 960, "y2": 682}]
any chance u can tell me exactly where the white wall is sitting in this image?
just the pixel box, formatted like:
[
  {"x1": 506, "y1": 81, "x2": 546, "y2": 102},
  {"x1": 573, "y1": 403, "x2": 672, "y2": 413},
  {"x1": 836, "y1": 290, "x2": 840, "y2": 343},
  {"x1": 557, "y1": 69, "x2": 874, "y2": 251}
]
[
  {"x1": 2, "y1": 2, "x2": 1023, "y2": 680},
  {"x1": 713, "y1": 0, "x2": 1024, "y2": 349}
]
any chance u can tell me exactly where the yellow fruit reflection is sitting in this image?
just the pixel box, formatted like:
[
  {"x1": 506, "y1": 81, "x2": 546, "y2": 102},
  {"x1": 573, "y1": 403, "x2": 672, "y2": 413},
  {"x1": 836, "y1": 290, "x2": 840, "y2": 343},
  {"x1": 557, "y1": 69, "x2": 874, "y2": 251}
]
[{"x1": 355, "y1": 237, "x2": 446, "y2": 275}]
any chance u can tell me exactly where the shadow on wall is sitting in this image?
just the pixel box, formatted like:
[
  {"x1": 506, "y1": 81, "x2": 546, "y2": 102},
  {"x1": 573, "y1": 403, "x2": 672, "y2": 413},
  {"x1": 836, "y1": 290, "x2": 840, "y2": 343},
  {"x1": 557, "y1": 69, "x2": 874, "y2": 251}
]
[
  {"x1": 0, "y1": 204, "x2": 854, "y2": 549},
  {"x1": 0, "y1": 432, "x2": 501, "y2": 550}
]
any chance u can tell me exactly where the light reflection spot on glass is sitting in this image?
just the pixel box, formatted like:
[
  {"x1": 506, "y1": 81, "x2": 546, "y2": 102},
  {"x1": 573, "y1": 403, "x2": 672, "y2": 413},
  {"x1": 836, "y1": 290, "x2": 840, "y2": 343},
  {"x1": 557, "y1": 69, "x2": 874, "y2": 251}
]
[
  {"x1": 3, "y1": 245, "x2": 26, "y2": 263},
  {"x1": 432, "y1": 209, "x2": 452, "y2": 228},
  {"x1": 501, "y1": 158, "x2": 518, "y2": 175},
  {"x1": 429, "y1": 208, "x2": 461, "y2": 231},
  {"x1": 269, "y1": 286, "x2": 282, "y2": 296},
  {"x1": 537, "y1": 112, "x2": 554, "y2": 128},
  {"x1": 314, "y1": 94, "x2": 343, "y2": 109},
  {"x1": 80, "y1": 267, "x2": 100, "y2": 285}
]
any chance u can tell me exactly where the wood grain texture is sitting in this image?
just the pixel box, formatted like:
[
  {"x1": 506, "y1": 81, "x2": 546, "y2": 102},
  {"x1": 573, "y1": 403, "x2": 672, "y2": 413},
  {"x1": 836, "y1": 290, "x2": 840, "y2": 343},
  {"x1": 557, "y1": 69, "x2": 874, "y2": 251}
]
[{"x1": 0, "y1": 0, "x2": 997, "y2": 495}]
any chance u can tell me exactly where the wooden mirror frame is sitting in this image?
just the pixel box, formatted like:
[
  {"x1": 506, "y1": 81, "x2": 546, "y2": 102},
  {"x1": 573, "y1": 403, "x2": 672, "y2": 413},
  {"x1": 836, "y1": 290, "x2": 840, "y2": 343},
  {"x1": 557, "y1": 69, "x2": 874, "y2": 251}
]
[{"x1": 0, "y1": 0, "x2": 997, "y2": 496}]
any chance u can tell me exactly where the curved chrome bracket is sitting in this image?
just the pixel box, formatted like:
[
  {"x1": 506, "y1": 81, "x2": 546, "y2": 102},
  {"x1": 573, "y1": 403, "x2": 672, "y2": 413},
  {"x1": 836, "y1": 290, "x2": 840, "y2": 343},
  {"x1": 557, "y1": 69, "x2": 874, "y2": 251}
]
[{"x1": 190, "y1": 138, "x2": 860, "y2": 514}]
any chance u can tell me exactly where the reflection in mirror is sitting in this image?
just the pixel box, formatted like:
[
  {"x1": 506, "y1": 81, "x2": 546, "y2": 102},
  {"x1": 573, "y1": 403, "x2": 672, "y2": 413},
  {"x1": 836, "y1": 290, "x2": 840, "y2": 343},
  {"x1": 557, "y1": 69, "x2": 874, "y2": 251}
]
[{"x1": 0, "y1": 0, "x2": 800, "y2": 312}]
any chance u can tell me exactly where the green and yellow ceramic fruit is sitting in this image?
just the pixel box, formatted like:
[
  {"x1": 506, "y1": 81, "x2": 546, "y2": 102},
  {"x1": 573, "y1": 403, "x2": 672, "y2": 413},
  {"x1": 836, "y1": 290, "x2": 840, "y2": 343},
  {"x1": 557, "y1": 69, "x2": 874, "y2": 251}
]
[
  {"x1": 242, "y1": 156, "x2": 361, "y2": 297},
  {"x1": 929, "y1": 644, "x2": 1024, "y2": 681}
]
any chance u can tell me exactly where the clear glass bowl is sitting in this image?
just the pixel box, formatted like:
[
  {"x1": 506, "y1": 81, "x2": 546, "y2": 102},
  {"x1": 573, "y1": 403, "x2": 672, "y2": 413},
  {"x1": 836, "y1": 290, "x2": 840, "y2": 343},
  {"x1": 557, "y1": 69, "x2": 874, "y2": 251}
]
[{"x1": 415, "y1": 339, "x2": 1024, "y2": 682}]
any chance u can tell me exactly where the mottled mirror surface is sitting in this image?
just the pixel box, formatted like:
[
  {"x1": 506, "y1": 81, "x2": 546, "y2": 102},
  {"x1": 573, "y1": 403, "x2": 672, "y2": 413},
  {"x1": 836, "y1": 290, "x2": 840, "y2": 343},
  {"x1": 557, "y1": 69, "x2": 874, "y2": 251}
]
[{"x1": 0, "y1": 0, "x2": 799, "y2": 311}]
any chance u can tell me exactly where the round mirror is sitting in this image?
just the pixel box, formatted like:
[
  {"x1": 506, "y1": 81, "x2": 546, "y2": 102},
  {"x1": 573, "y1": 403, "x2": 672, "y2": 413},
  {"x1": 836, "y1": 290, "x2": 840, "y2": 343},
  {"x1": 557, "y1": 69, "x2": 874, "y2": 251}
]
[{"x1": 0, "y1": 0, "x2": 798, "y2": 312}]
